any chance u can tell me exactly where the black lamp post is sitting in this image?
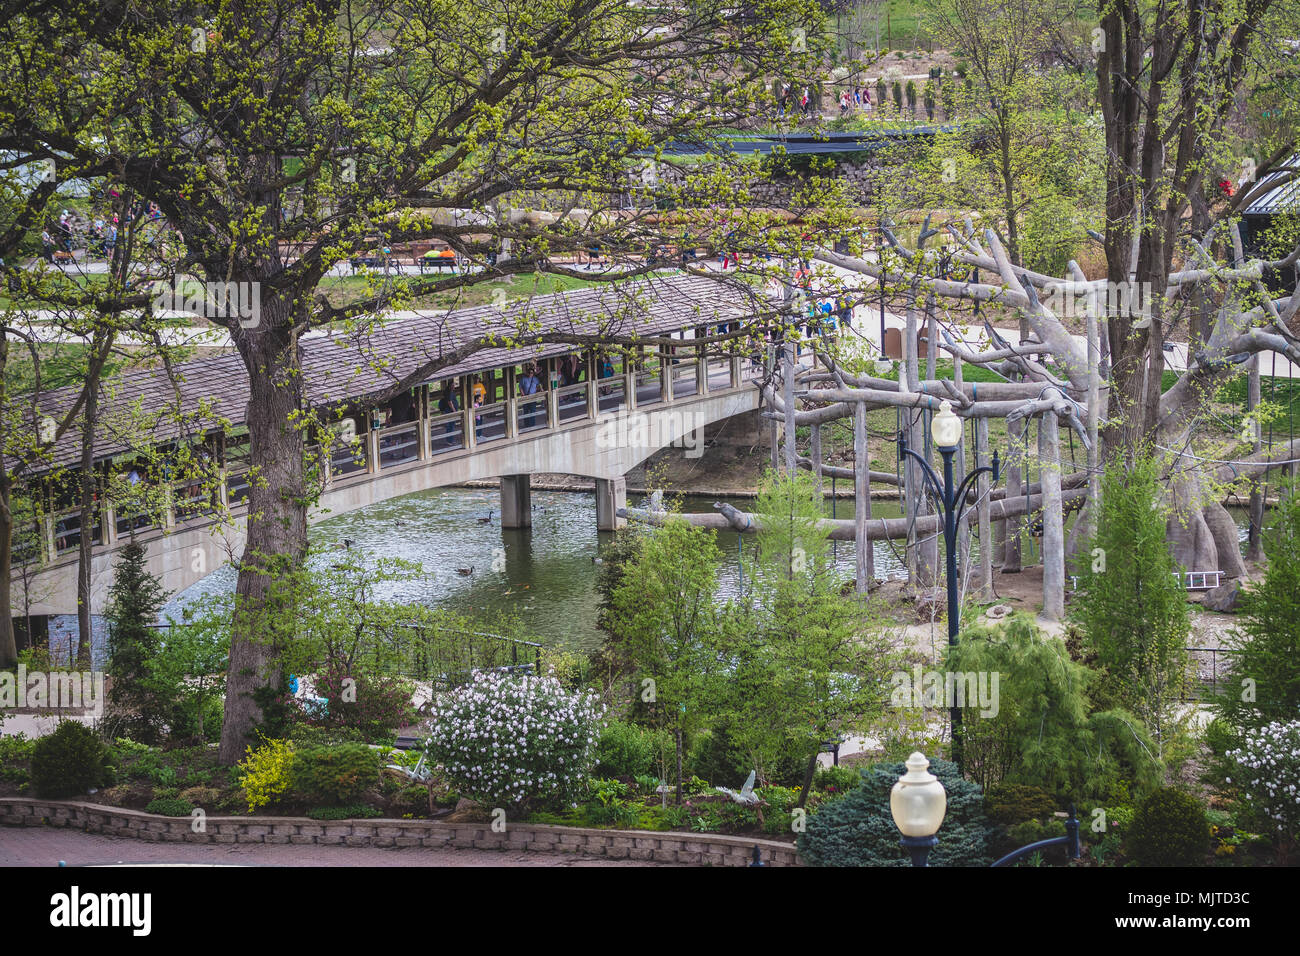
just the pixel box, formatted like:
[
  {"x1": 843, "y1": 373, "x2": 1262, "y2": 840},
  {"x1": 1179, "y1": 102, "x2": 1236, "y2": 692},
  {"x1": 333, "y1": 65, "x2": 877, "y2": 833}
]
[{"x1": 898, "y1": 400, "x2": 1000, "y2": 771}]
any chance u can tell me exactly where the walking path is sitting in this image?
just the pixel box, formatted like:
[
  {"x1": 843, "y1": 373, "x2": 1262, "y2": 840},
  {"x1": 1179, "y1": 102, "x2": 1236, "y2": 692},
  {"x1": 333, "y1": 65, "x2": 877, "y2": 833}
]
[{"x1": 0, "y1": 827, "x2": 672, "y2": 867}]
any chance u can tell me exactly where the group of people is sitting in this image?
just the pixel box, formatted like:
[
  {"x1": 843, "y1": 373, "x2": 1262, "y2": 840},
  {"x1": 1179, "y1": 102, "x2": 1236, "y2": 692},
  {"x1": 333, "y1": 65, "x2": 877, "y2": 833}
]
[
  {"x1": 37, "y1": 201, "x2": 165, "y2": 264},
  {"x1": 430, "y1": 354, "x2": 622, "y2": 447},
  {"x1": 838, "y1": 86, "x2": 875, "y2": 115},
  {"x1": 776, "y1": 82, "x2": 879, "y2": 118}
]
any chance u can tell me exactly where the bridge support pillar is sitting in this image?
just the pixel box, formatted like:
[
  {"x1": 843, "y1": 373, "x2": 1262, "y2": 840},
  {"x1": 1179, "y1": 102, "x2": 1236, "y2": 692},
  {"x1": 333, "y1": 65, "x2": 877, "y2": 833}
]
[
  {"x1": 595, "y1": 476, "x2": 626, "y2": 532},
  {"x1": 500, "y1": 474, "x2": 532, "y2": 529}
]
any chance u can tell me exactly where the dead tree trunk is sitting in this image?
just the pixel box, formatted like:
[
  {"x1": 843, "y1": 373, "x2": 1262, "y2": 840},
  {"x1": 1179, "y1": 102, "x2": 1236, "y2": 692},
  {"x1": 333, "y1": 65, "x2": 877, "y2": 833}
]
[
  {"x1": 1040, "y1": 408, "x2": 1064, "y2": 621},
  {"x1": 854, "y1": 399, "x2": 871, "y2": 592},
  {"x1": 975, "y1": 417, "x2": 993, "y2": 601}
]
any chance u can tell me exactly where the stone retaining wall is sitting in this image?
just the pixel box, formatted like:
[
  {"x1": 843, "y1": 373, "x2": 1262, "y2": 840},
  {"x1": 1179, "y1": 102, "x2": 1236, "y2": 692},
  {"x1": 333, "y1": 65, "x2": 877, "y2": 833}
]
[{"x1": 0, "y1": 798, "x2": 803, "y2": 866}]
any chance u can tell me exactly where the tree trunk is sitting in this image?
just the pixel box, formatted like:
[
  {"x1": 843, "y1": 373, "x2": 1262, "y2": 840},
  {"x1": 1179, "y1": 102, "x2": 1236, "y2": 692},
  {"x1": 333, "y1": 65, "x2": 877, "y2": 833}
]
[
  {"x1": 0, "y1": 464, "x2": 14, "y2": 669},
  {"x1": 75, "y1": 378, "x2": 98, "y2": 667},
  {"x1": 1039, "y1": 410, "x2": 1064, "y2": 621},
  {"x1": 1003, "y1": 415, "x2": 1023, "y2": 571},
  {"x1": 0, "y1": 332, "x2": 15, "y2": 669},
  {"x1": 218, "y1": 312, "x2": 309, "y2": 765}
]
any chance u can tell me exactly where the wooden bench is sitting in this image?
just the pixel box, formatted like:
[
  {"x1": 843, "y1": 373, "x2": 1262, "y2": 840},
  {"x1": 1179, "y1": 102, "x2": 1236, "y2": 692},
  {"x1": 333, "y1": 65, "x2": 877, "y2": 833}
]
[{"x1": 418, "y1": 253, "x2": 460, "y2": 273}]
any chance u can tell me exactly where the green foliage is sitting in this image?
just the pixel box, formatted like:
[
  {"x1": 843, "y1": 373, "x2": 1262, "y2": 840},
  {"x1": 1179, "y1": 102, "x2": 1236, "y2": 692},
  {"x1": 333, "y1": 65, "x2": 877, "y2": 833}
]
[
  {"x1": 104, "y1": 542, "x2": 170, "y2": 744},
  {"x1": 983, "y1": 783, "x2": 1059, "y2": 825},
  {"x1": 948, "y1": 615, "x2": 1163, "y2": 803},
  {"x1": 594, "y1": 720, "x2": 672, "y2": 779},
  {"x1": 305, "y1": 804, "x2": 383, "y2": 820},
  {"x1": 144, "y1": 797, "x2": 195, "y2": 817},
  {"x1": 716, "y1": 470, "x2": 895, "y2": 796},
  {"x1": 799, "y1": 757, "x2": 996, "y2": 867},
  {"x1": 812, "y1": 765, "x2": 861, "y2": 796},
  {"x1": 290, "y1": 743, "x2": 382, "y2": 805},
  {"x1": 30, "y1": 721, "x2": 112, "y2": 798},
  {"x1": 1074, "y1": 455, "x2": 1191, "y2": 753},
  {"x1": 685, "y1": 726, "x2": 807, "y2": 788},
  {"x1": 1220, "y1": 481, "x2": 1300, "y2": 736},
  {"x1": 1005, "y1": 817, "x2": 1067, "y2": 850},
  {"x1": 150, "y1": 598, "x2": 229, "y2": 743},
  {"x1": 1203, "y1": 717, "x2": 1237, "y2": 756},
  {"x1": 1126, "y1": 787, "x2": 1210, "y2": 866},
  {"x1": 237, "y1": 736, "x2": 295, "y2": 812},
  {"x1": 0, "y1": 733, "x2": 34, "y2": 783}
]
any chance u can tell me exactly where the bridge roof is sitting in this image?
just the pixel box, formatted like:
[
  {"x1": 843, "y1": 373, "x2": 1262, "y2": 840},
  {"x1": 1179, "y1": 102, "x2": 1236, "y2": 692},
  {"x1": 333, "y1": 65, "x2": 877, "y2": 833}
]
[{"x1": 31, "y1": 273, "x2": 753, "y2": 474}]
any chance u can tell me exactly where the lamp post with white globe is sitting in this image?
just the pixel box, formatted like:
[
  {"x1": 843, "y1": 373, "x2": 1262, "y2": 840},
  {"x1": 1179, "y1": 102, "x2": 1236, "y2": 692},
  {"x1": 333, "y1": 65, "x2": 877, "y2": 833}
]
[
  {"x1": 890, "y1": 752, "x2": 947, "y2": 866},
  {"x1": 899, "y1": 400, "x2": 1000, "y2": 771}
]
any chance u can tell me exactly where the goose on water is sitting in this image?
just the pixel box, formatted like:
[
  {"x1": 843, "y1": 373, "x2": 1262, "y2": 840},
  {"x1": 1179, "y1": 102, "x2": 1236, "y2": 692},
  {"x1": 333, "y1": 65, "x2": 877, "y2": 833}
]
[{"x1": 456, "y1": 566, "x2": 475, "y2": 576}]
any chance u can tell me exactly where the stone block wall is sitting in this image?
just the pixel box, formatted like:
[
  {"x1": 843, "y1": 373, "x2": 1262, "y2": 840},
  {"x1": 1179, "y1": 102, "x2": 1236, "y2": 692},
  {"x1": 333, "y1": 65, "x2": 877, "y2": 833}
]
[{"x1": 0, "y1": 798, "x2": 803, "y2": 866}]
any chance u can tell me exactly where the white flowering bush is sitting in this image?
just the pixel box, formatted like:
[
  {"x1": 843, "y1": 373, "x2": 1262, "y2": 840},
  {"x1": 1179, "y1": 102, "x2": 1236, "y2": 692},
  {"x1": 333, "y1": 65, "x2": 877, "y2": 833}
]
[
  {"x1": 423, "y1": 671, "x2": 605, "y2": 810},
  {"x1": 1225, "y1": 719, "x2": 1300, "y2": 855}
]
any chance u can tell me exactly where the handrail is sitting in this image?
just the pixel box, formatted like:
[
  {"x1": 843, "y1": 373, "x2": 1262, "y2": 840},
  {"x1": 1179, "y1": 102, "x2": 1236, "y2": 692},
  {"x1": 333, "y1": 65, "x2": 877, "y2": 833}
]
[{"x1": 990, "y1": 809, "x2": 1080, "y2": 867}]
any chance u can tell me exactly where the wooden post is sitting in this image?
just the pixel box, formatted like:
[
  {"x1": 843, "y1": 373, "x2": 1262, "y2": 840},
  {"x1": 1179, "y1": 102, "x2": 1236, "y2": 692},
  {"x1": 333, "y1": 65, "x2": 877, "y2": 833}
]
[
  {"x1": 1247, "y1": 353, "x2": 1264, "y2": 560},
  {"x1": 1084, "y1": 274, "x2": 1101, "y2": 547},
  {"x1": 854, "y1": 400, "x2": 872, "y2": 592},
  {"x1": 1040, "y1": 408, "x2": 1064, "y2": 621},
  {"x1": 975, "y1": 418, "x2": 993, "y2": 601},
  {"x1": 1003, "y1": 415, "x2": 1023, "y2": 572}
]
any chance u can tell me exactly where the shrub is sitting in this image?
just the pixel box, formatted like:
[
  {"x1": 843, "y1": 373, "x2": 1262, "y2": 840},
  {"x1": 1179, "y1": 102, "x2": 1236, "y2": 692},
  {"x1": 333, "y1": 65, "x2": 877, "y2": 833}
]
[
  {"x1": 813, "y1": 765, "x2": 861, "y2": 796},
  {"x1": 687, "y1": 727, "x2": 806, "y2": 788},
  {"x1": 1126, "y1": 787, "x2": 1210, "y2": 866},
  {"x1": 145, "y1": 797, "x2": 195, "y2": 817},
  {"x1": 305, "y1": 804, "x2": 383, "y2": 821},
  {"x1": 984, "y1": 783, "x2": 1059, "y2": 825},
  {"x1": 1005, "y1": 817, "x2": 1067, "y2": 849},
  {"x1": 1204, "y1": 717, "x2": 1237, "y2": 756},
  {"x1": 594, "y1": 720, "x2": 671, "y2": 778},
  {"x1": 799, "y1": 757, "x2": 995, "y2": 867},
  {"x1": 0, "y1": 734, "x2": 35, "y2": 784},
  {"x1": 30, "y1": 721, "x2": 112, "y2": 798},
  {"x1": 178, "y1": 786, "x2": 220, "y2": 808},
  {"x1": 290, "y1": 744, "x2": 382, "y2": 805},
  {"x1": 950, "y1": 615, "x2": 1163, "y2": 802},
  {"x1": 237, "y1": 737, "x2": 295, "y2": 812},
  {"x1": 1225, "y1": 719, "x2": 1300, "y2": 862},
  {"x1": 424, "y1": 671, "x2": 604, "y2": 810},
  {"x1": 309, "y1": 661, "x2": 417, "y2": 742}
]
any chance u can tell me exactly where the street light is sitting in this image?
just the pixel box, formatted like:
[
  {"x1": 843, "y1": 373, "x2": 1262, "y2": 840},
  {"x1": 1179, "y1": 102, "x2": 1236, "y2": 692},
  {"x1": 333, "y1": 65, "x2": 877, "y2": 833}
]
[
  {"x1": 899, "y1": 400, "x2": 1000, "y2": 771},
  {"x1": 890, "y1": 752, "x2": 947, "y2": 866}
]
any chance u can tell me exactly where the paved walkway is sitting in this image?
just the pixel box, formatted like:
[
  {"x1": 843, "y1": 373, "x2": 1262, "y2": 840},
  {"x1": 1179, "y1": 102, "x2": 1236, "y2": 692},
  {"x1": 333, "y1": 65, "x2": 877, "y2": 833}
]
[{"x1": 0, "y1": 827, "x2": 672, "y2": 867}]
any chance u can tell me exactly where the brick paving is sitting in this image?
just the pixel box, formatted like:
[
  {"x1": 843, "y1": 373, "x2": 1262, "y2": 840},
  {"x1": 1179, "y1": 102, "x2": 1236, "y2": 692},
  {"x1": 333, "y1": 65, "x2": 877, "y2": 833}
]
[{"x1": 0, "y1": 827, "x2": 674, "y2": 867}]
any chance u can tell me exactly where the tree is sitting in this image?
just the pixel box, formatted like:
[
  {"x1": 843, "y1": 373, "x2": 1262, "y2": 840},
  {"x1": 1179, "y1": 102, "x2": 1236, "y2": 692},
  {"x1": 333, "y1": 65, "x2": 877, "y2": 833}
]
[
  {"x1": 1220, "y1": 480, "x2": 1300, "y2": 736},
  {"x1": 3, "y1": 0, "x2": 826, "y2": 761},
  {"x1": 1074, "y1": 454, "x2": 1191, "y2": 754},
  {"x1": 606, "y1": 517, "x2": 725, "y2": 801},
  {"x1": 725, "y1": 470, "x2": 894, "y2": 806},
  {"x1": 103, "y1": 540, "x2": 169, "y2": 742}
]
